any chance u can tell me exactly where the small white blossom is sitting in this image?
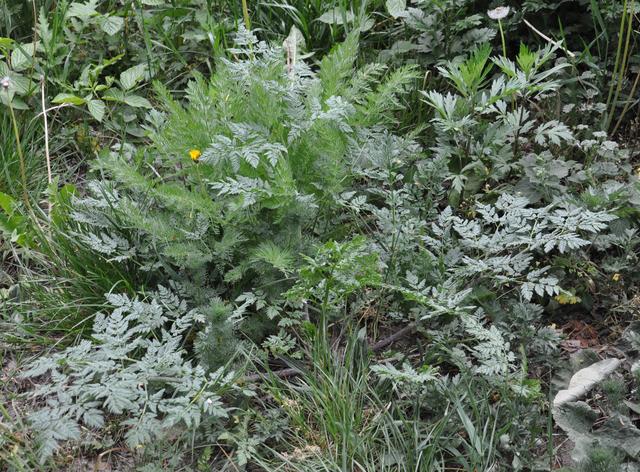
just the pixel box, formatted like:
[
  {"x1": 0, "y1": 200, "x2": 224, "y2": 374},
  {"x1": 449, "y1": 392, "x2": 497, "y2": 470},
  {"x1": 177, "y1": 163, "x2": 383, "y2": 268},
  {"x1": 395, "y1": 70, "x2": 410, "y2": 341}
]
[
  {"x1": 0, "y1": 76, "x2": 10, "y2": 90},
  {"x1": 487, "y1": 6, "x2": 510, "y2": 20}
]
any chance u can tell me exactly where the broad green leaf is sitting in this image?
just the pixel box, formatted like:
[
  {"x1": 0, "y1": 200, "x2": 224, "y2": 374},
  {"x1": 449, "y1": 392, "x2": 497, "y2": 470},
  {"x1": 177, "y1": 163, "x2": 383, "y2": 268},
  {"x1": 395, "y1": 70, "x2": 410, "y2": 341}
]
[
  {"x1": 141, "y1": 0, "x2": 165, "y2": 5},
  {"x1": 0, "y1": 93, "x2": 29, "y2": 109},
  {"x1": 385, "y1": 0, "x2": 407, "y2": 18},
  {"x1": 123, "y1": 94, "x2": 152, "y2": 108},
  {"x1": 120, "y1": 64, "x2": 146, "y2": 91},
  {"x1": 99, "y1": 15, "x2": 124, "y2": 36},
  {"x1": 52, "y1": 93, "x2": 86, "y2": 105},
  {"x1": 317, "y1": 8, "x2": 355, "y2": 25},
  {"x1": 10, "y1": 42, "x2": 36, "y2": 72},
  {"x1": 88, "y1": 99, "x2": 106, "y2": 121},
  {"x1": 0, "y1": 191, "x2": 16, "y2": 214},
  {"x1": 0, "y1": 37, "x2": 15, "y2": 50},
  {"x1": 102, "y1": 88, "x2": 126, "y2": 102},
  {"x1": 0, "y1": 71, "x2": 32, "y2": 96}
]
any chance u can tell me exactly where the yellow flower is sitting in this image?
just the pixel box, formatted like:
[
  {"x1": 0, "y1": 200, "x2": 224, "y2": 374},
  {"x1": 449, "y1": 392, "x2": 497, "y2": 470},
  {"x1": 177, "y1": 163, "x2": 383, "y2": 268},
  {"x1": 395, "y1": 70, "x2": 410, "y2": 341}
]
[
  {"x1": 554, "y1": 293, "x2": 581, "y2": 305},
  {"x1": 189, "y1": 149, "x2": 201, "y2": 162},
  {"x1": 612, "y1": 273, "x2": 621, "y2": 282}
]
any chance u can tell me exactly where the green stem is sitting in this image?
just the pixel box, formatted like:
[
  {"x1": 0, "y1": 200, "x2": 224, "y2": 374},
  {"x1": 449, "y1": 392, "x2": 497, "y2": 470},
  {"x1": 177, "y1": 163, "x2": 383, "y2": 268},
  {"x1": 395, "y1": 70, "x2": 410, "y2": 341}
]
[
  {"x1": 136, "y1": 0, "x2": 155, "y2": 77},
  {"x1": 498, "y1": 19, "x2": 507, "y2": 58},
  {"x1": 606, "y1": 0, "x2": 635, "y2": 132},
  {"x1": 6, "y1": 93, "x2": 32, "y2": 212},
  {"x1": 612, "y1": 67, "x2": 640, "y2": 136},
  {"x1": 604, "y1": 0, "x2": 629, "y2": 129},
  {"x1": 241, "y1": 0, "x2": 251, "y2": 30}
]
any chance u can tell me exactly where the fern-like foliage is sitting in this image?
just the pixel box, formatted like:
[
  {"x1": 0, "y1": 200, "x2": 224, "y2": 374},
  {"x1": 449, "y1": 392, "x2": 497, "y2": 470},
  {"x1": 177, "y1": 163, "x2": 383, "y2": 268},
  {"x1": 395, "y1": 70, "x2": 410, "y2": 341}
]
[
  {"x1": 424, "y1": 194, "x2": 616, "y2": 301},
  {"x1": 22, "y1": 287, "x2": 235, "y2": 463}
]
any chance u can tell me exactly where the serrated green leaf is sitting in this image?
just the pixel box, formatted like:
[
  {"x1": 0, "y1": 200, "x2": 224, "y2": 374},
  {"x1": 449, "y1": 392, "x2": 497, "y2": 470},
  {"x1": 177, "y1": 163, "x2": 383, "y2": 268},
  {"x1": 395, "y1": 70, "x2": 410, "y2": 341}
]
[
  {"x1": 38, "y1": 9, "x2": 52, "y2": 46},
  {"x1": 67, "y1": 0, "x2": 98, "y2": 19},
  {"x1": 88, "y1": 99, "x2": 106, "y2": 121},
  {"x1": 99, "y1": 15, "x2": 124, "y2": 36},
  {"x1": 124, "y1": 94, "x2": 152, "y2": 108},
  {"x1": 102, "y1": 88, "x2": 126, "y2": 102},
  {"x1": 120, "y1": 64, "x2": 146, "y2": 91}
]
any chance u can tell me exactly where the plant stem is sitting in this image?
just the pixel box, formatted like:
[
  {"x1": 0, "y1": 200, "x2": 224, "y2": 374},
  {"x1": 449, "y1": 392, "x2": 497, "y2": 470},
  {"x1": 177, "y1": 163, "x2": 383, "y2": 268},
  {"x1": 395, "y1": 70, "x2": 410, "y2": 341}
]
[
  {"x1": 6, "y1": 91, "x2": 32, "y2": 212},
  {"x1": 136, "y1": 0, "x2": 155, "y2": 77},
  {"x1": 498, "y1": 19, "x2": 507, "y2": 58},
  {"x1": 606, "y1": 0, "x2": 635, "y2": 132},
  {"x1": 241, "y1": 0, "x2": 251, "y2": 30},
  {"x1": 612, "y1": 67, "x2": 640, "y2": 135},
  {"x1": 523, "y1": 18, "x2": 575, "y2": 58},
  {"x1": 604, "y1": 0, "x2": 629, "y2": 129},
  {"x1": 40, "y1": 76, "x2": 53, "y2": 217}
]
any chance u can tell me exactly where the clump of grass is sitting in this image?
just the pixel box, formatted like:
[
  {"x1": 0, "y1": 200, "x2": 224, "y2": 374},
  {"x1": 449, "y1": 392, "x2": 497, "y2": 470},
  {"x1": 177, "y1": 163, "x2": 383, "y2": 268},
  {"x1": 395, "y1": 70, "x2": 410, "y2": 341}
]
[
  {"x1": 604, "y1": 0, "x2": 636, "y2": 132},
  {"x1": 579, "y1": 447, "x2": 623, "y2": 472},
  {"x1": 254, "y1": 326, "x2": 450, "y2": 471}
]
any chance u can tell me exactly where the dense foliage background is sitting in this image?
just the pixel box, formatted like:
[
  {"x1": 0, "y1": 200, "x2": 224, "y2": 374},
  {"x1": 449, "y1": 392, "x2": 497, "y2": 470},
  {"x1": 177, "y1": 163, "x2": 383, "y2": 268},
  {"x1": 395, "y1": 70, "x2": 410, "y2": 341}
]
[{"x1": 1, "y1": 0, "x2": 639, "y2": 470}]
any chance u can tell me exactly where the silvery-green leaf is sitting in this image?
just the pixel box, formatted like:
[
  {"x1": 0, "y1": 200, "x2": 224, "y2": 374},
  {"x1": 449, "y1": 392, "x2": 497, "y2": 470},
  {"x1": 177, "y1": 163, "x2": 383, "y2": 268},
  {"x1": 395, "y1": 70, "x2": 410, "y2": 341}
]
[
  {"x1": 386, "y1": 0, "x2": 407, "y2": 18},
  {"x1": 360, "y1": 18, "x2": 375, "y2": 32},
  {"x1": 66, "y1": 0, "x2": 98, "y2": 19},
  {"x1": 624, "y1": 400, "x2": 640, "y2": 415},
  {"x1": 317, "y1": 8, "x2": 355, "y2": 25}
]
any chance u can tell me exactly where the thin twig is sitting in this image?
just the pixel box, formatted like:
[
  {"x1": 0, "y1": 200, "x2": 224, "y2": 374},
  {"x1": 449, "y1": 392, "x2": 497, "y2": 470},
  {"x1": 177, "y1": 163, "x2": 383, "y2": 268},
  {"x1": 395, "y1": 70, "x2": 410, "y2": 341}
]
[
  {"x1": 371, "y1": 322, "x2": 416, "y2": 351},
  {"x1": 94, "y1": 447, "x2": 126, "y2": 472},
  {"x1": 523, "y1": 18, "x2": 575, "y2": 58},
  {"x1": 30, "y1": 103, "x2": 70, "y2": 120},
  {"x1": 217, "y1": 443, "x2": 241, "y2": 472},
  {"x1": 244, "y1": 367, "x2": 300, "y2": 383}
]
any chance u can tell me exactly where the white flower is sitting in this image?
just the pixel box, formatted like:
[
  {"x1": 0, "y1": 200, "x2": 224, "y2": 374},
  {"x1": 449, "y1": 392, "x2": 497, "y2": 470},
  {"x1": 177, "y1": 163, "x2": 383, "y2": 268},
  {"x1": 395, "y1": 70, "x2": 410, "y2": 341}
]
[
  {"x1": 0, "y1": 76, "x2": 10, "y2": 90},
  {"x1": 487, "y1": 6, "x2": 510, "y2": 20}
]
